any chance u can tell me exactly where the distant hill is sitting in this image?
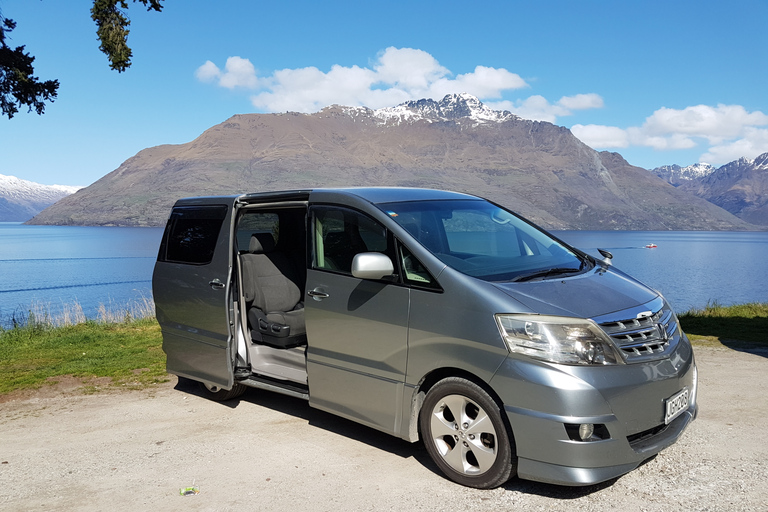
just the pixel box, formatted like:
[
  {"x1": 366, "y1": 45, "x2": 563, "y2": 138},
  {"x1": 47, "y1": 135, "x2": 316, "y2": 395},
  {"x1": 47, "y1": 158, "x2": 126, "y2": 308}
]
[
  {"x1": 676, "y1": 153, "x2": 768, "y2": 226},
  {"x1": 29, "y1": 93, "x2": 753, "y2": 230},
  {"x1": 0, "y1": 174, "x2": 81, "y2": 222}
]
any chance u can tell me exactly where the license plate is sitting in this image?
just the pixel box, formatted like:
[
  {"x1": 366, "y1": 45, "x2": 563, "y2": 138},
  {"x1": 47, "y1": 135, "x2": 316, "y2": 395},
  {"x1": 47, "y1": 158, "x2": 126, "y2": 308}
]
[{"x1": 664, "y1": 388, "x2": 689, "y2": 424}]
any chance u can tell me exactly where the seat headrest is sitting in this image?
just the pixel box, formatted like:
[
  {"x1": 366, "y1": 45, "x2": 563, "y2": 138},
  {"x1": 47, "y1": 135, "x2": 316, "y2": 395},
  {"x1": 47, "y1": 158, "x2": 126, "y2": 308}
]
[{"x1": 250, "y1": 233, "x2": 276, "y2": 254}]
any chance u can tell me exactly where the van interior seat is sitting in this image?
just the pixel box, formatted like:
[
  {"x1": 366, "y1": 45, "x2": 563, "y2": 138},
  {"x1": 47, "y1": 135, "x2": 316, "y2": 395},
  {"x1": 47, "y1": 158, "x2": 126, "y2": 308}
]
[{"x1": 241, "y1": 233, "x2": 307, "y2": 349}]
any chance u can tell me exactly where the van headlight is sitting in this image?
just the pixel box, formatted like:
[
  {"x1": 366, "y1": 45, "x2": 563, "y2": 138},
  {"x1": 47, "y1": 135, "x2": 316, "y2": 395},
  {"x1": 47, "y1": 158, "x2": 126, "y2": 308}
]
[{"x1": 495, "y1": 314, "x2": 622, "y2": 365}]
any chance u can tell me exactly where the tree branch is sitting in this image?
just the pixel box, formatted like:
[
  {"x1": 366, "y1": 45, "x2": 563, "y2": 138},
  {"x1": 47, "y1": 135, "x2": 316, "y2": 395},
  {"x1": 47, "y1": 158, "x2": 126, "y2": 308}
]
[
  {"x1": 91, "y1": 0, "x2": 164, "y2": 73},
  {"x1": 0, "y1": 16, "x2": 59, "y2": 119}
]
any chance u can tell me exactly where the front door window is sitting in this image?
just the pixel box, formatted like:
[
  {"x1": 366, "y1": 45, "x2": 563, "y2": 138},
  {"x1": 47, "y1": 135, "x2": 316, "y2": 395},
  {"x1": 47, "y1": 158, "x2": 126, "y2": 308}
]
[{"x1": 312, "y1": 206, "x2": 393, "y2": 274}]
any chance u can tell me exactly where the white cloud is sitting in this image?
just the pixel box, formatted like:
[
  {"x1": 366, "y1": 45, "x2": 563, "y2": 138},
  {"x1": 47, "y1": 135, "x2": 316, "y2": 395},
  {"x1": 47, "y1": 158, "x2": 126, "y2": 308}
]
[
  {"x1": 373, "y1": 47, "x2": 449, "y2": 91},
  {"x1": 701, "y1": 127, "x2": 768, "y2": 164},
  {"x1": 486, "y1": 93, "x2": 604, "y2": 123},
  {"x1": 450, "y1": 66, "x2": 528, "y2": 98},
  {"x1": 194, "y1": 56, "x2": 258, "y2": 89},
  {"x1": 572, "y1": 124, "x2": 629, "y2": 148},
  {"x1": 195, "y1": 60, "x2": 221, "y2": 83},
  {"x1": 197, "y1": 47, "x2": 533, "y2": 114},
  {"x1": 251, "y1": 64, "x2": 385, "y2": 113},
  {"x1": 574, "y1": 104, "x2": 768, "y2": 165},
  {"x1": 559, "y1": 93, "x2": 604, "y2": 111},
  {"x1": 642, "y1": 104, "x2": 768, "y2": 143}
]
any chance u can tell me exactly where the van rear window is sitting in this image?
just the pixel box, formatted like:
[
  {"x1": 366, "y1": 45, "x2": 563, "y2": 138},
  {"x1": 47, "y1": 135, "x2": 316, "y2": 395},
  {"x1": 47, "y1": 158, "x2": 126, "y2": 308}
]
[{"x1": 159, "y1": 205, "x2": 228, "y2": 265}]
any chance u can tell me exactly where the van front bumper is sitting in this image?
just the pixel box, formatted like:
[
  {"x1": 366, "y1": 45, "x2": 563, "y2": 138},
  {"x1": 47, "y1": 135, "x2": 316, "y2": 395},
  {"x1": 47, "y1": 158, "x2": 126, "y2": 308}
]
[
  {"x1": 507, "y1": 401, "x2": 697, "y2": 486},
  {"x1": 489, "y1": 341, "x2": 697, "y2": 486}
]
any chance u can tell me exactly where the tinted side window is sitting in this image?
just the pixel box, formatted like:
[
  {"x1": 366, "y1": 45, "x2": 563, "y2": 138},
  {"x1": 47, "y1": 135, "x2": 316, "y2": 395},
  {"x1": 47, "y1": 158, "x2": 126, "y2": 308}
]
[
  {"x1": 159, "y1": 205, "x2": 228, "y2": 265},
  {"x1": 398, "y1": 243, "x2": 441, "y2": 290},
  {"x1": 312, "y1": 206, "x2": 392, "y2": 274}
]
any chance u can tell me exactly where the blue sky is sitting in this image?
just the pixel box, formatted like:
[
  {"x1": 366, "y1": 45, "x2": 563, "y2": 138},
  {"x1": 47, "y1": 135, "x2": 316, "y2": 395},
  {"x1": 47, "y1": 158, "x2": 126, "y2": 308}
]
[{"x1": 1, "y1": 0, "x2": 767, "y2": 187}]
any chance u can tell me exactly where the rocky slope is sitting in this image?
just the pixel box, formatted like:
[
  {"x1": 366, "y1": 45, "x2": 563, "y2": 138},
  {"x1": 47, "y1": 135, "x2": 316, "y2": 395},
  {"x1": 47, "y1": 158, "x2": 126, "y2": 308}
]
[
  {"x1": 0, "y1": 174, "x2": 81, "y2": 222},
  {"x1": 677, "y1": 153, "x2": 768, "y2": 225},
  {"x1": 29, "y1": 94, "x2": 752, "y2": 230}
]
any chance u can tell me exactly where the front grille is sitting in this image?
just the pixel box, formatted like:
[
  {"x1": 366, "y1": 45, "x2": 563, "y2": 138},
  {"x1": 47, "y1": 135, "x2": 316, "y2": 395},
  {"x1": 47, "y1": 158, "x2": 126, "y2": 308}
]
[{"x1": 598, "y1": 303, "x2": 678, "y2": 362}]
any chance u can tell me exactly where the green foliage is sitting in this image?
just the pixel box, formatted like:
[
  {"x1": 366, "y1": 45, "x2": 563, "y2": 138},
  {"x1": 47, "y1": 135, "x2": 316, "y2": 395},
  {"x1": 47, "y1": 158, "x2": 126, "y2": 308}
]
[
  {"x1": 90, "y1": 0, "x2": 164, "y2": 73},
  {"x1": 0, "y1": 1, "x2": 163, "y2": 118},
  {"x1": 679, "y1": 301, "x2": 768, "y2": 346},
  {"x1": 0, "y1": 16, "x2": 59, "y2": 119},
  {"x1": 0, "y1": 318, "x2": 167, "y2": 395}
]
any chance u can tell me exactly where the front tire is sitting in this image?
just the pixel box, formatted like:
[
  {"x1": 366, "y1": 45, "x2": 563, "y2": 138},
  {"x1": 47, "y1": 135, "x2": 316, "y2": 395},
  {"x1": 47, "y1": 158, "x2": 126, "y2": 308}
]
[
  {"x1": 198, "y1": 381, "x2": 248, "y2": 401},
  {"x1": 419, "y1": 377, "x2": 516, "y2": 489}
]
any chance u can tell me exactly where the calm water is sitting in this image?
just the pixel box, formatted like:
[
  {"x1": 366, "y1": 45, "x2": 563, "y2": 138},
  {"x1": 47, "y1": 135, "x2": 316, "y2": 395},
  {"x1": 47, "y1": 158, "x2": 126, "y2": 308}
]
[
  {"x1": 1, "y1": 224, "x2": 766, "y2": 327},
  {"x1": 554, "y1": 230, "x2": 768, "y2": 312},
  {"x1": 0, "y1": 224, "x2": 163, "y2": 327}
]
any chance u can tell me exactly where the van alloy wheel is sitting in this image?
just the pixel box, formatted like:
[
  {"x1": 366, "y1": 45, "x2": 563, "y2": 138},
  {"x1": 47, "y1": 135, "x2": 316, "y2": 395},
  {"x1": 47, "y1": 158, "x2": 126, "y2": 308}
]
[{"x1": 420, "y1": 377, "x2": 516, "y2": 489}]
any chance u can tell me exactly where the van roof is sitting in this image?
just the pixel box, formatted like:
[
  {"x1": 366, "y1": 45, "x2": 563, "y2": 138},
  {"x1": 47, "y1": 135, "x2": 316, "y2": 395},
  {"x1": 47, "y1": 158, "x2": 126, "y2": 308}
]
[
  {"x1": 316, "y1": 187, "x2": 480, "y2": 204},
  {"x1": 175, "y1": 187, "x2": 482, "y2": 207}
]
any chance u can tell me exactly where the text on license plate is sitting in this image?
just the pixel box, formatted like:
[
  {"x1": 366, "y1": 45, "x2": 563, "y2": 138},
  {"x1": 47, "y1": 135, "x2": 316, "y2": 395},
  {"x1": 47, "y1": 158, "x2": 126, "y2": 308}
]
[{"x1": 665, "y1": 388, "x2": 689, "y2": 424}]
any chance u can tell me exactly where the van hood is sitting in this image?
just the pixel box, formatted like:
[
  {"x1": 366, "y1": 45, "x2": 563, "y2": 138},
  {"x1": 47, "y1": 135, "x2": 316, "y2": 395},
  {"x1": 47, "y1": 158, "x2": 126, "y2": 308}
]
[{"x1": 491, "y1": 266, "x2": 659, "y2": 319}]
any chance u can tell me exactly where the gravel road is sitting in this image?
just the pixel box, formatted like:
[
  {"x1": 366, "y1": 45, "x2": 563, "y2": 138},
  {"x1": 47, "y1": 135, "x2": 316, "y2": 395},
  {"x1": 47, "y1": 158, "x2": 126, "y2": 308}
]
[{"x1": 1, "y1": 345, "x2": 766, "y2": 512}]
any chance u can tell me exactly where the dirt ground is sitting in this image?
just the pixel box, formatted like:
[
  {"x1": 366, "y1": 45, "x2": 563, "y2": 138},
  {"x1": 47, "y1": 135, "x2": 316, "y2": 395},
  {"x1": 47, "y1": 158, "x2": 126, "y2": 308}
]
[{"x1": 1, "y1": 345, "x2": 766, "y2": 512}]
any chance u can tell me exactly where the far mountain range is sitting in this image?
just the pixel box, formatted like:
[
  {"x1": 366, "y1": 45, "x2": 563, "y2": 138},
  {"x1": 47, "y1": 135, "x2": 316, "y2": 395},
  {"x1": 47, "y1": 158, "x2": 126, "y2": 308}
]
[
  {"x1": 650, "y1": 155, "x2": 768, "y2": 226},
  {"x1": 12, "y1": 93, "x2": 768, "y2": 229},
  {"x1": 0, "y1": 175, "x2": 80, "y2": 222}
]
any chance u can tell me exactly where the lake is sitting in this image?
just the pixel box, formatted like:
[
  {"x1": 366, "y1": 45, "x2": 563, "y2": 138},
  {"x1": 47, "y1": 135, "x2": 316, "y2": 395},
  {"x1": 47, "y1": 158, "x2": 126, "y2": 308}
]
[
  {"x1": 0, "y1": 224, "x2": 164, "y2": 327},
  {"x1": 553, "y1": 230, "x2": 768, "y2": 312},
  {"x1": 1, "y1": 224, "x2": 766, "y2": 327}
]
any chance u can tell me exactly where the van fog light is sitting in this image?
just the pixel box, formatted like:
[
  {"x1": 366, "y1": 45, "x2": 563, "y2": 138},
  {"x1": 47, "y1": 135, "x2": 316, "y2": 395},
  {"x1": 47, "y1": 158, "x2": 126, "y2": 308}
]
[{"x1": 565, "y1": 423, "x2": 610, "y2": 442}]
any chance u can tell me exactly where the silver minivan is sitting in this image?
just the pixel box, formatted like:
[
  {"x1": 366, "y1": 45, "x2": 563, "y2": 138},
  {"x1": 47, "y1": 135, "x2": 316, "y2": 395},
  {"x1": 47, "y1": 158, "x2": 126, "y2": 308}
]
[{"x1": 152, "y1": 187, "x2": 697, "y2": 489}]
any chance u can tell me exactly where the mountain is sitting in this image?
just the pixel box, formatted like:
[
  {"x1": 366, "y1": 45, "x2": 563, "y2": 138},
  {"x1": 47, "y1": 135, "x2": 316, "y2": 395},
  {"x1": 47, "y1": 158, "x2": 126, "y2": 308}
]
[
  {"x1": 677, "y1": 153, "x2": 768, "y2": 226},
  {"x1": 369, "y1": 93, "x2": 517, "y2": 124},
  {"x1": 28, "y1": 93, "x2": 753, "y2": 230},
  {"x1": 650, "y1": 162, "x2": 716, "y2": 186},
  {"x1": 0, "y1": 174, "x2": 81, "y2": 222}
]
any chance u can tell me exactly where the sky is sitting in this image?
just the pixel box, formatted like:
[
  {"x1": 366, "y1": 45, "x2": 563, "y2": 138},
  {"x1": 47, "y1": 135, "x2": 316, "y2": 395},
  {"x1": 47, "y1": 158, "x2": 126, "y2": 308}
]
[{"x1": 1, "y1": 0, "x2": 767, "y2": 187}]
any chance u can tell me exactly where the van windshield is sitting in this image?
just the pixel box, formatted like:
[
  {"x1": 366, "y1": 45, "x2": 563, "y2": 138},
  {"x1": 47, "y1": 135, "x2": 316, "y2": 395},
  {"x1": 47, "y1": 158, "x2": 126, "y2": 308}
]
[{"x1": 379, "y1": 199, "x2": 589, "y2": 282}]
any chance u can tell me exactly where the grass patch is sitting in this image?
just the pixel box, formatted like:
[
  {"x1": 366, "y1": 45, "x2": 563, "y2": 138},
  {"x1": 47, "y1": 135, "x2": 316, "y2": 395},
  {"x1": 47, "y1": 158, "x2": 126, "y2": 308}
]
[
  {"x1": 679, "y1": 301, "x2": 768, "y2": 348},
  {"x1": 2, "y1": 299, "x2": 766, "y2": 397},
  {"x1": 0, "y1": 318, "x2": 167, "y2": 395}
]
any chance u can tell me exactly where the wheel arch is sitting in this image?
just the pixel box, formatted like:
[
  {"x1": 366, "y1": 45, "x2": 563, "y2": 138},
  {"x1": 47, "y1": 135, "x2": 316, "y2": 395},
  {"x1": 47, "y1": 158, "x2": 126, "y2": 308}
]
[{"x1": 405, "y1": 367, "x2": 512, "y2": 444}]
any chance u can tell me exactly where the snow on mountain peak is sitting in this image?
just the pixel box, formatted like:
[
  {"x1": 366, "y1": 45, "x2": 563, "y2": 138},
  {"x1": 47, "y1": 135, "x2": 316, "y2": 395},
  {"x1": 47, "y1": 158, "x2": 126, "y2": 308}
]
[
  {"x1": 0, "y1": 174, "x2": 82, "y2": 222},
  {"x1": 0, "y1": 174, "x2": 81, "y2": 198},
  {"x1": 373, "y1": 93, "x2": 517, "y2": 126},
  {"x1": 650, "y1": 162, "x2": 716, "y2": 184},
  {"x1": 322, "y1": 94, "x2": 517, "y2": 127}
]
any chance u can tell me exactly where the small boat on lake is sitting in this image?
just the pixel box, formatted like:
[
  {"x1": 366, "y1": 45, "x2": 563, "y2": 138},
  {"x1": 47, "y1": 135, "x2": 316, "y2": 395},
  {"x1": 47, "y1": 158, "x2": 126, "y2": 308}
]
[{"x1": 645, "y1": 243, "x2": 657, "y2": 248}]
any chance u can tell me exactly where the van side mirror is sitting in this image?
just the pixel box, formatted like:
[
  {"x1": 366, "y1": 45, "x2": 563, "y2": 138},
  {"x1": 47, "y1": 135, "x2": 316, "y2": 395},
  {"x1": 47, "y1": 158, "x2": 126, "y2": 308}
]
[{"x1": 351, "y1": 252, "x2": 395, "y2": 280}]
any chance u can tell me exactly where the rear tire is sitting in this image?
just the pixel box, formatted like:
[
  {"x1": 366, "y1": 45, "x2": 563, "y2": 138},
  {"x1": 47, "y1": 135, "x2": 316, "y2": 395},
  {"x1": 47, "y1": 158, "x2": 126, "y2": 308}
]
[
  {"x1": 198, "y1": 381, "x2": 248, "y2": 401},
  {"x1": 419, "y1": 377, "x2": 516, "y2": 489}
]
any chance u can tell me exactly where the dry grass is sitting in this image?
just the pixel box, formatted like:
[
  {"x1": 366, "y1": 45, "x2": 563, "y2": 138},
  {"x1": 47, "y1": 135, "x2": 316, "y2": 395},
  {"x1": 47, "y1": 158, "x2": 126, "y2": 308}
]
[{"x1": 3, "y1": 294, "x2": 156, "y2": 330}]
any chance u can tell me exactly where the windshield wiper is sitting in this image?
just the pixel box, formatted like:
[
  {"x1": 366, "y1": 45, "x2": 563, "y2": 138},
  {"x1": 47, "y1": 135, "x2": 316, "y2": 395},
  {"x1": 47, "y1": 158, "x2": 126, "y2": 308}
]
[{"x1": 510, "y1": 266, "x2": 582, "y2": 283}]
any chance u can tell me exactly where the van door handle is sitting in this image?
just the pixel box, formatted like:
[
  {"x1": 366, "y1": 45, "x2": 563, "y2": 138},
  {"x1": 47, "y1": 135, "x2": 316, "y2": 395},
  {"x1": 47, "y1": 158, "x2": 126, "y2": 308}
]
[
  {"x1": 307, "y1": 288, "x2": 329, "y2": 300},
  {"x1": 209, "y1": 279, "x2": 226, "y2": 290}
]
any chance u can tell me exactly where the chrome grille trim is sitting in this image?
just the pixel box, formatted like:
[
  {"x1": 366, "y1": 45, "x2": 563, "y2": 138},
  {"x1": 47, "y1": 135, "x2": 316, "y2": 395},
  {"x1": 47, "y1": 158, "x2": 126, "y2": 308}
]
[{"x1": 597, "y1": 300, "x2": 679, "y2": 362}]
